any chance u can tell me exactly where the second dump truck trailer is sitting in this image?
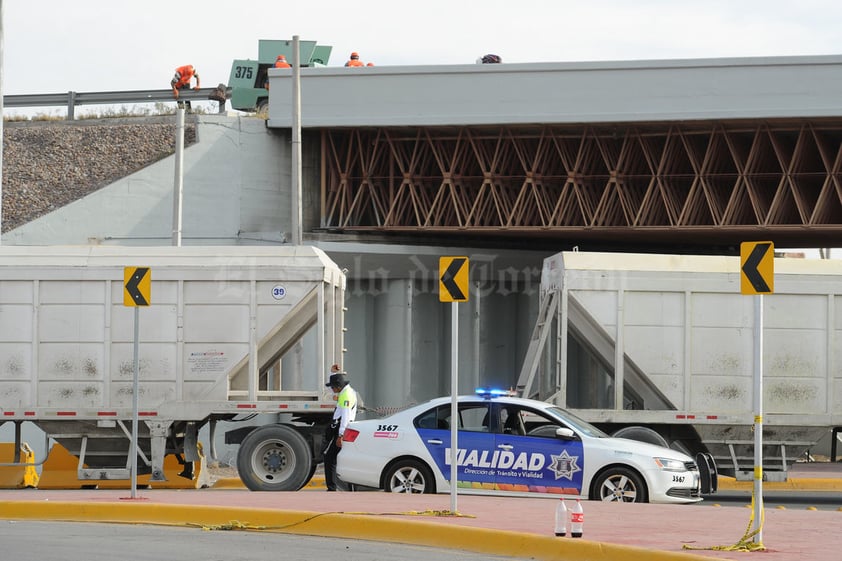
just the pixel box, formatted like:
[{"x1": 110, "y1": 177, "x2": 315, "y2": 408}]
[{"x1": 518, "y1": 250, "x2": 842, "y2": 481}]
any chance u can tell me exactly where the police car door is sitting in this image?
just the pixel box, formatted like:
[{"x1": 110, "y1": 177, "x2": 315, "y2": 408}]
[
  {"x1": 415, "y1": 401, "x2": 496, "y2": 489},
  {"x1": 491, "y1": 404, "x2": 585, "y2": 495}
]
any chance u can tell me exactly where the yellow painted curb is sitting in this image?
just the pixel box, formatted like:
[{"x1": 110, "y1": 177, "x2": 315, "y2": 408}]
[
  {"x1": 0, "y1": 500, "x2": 715, "y2": 561},
  {"x1": 212, "y1": 476, "x2": 325, "y2": 490},
  {"x1": 716, "y1": 477, "x2": 842, "y2": 492},
  {"x1": 211, "y1": 477, "x2": 246, "y2": 489}
]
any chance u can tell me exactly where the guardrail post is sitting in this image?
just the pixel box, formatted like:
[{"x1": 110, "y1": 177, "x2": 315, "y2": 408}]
[
  {"x1": 67, "y1": 91, "x2": 76, "y2": 120},
  {"x1": 209, "y1": 84, "x2": 229, "y2": 114}
]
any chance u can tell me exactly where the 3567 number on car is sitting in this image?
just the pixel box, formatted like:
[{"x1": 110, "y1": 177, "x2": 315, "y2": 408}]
[{"x1": 374, "y1": 424, "x2": 400, "y2": 439}]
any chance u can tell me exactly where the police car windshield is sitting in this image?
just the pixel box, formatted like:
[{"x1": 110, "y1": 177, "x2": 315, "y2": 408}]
[{"x1": 546, "y1": 406, "x2": 608, "y2": 438}]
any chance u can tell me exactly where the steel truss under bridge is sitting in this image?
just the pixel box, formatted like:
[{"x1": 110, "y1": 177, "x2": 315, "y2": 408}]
[{"x1": 321, "y1": 120, "x2": 842, "y2": 248}]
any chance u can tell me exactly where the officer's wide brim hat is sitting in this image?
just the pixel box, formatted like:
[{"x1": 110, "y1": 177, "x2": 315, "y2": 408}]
[{"x1": 326, "y1": 372, "x2": 348, "y2": 387}]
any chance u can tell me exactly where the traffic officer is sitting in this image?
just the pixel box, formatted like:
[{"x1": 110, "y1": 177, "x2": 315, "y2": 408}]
[{"x1": 323, "y1": 365, "x2": 357, "y2": 491}]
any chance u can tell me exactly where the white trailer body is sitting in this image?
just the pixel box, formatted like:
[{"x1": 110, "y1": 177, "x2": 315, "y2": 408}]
[
  {"x1": 518, "y1": 251, "x2": 842, "y2": 481},
  {"x1": 0, "y1": 246, "x2": 345, "y2": 490}
]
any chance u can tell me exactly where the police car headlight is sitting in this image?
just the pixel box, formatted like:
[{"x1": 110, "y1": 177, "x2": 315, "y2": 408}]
[{"x1": 653, "y1": 457, "x2": 686, "y2": 472}]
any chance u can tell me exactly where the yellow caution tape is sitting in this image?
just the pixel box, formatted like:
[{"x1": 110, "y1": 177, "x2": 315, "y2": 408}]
[
  {"x1": 185, "y1": 509, "x2": 476, "y2": 533},
  {"x1": 187, "y1": 520, "x2": 267, "y2": 531},
  {"x1": 342, "y1": 509, "x2": 476, "y2": 518},
  {"x1": 683, "y1": 490, "x2": 765, "y2": 552}
]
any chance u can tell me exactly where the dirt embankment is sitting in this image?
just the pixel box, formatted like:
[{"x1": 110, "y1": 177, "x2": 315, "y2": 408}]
[{"x1": 1, "y1": 118, "x2": 196, "y2": 233}]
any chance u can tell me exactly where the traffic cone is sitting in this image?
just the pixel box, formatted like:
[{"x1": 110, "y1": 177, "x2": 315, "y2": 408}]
[
  {"x1": 554, "y1": 498, "x2": 567, "y2": 537},
  {"x1": 570, "y1": 499, "x2": 584, "y2": 538}
]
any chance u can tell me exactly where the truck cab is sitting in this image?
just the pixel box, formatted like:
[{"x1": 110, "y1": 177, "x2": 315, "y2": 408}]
[{"x1": 228, "y1": 39, "x2": 332, "y2": 113}]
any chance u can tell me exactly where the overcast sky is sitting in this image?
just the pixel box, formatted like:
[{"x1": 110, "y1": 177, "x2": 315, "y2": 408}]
[{"x1": 4, "y1": 0, "x2": 842, "y2": 99}]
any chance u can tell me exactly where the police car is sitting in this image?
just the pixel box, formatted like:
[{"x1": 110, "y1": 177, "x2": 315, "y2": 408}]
[{"x1": 337, "y1": 389, "x2": 703, "y2": 503}]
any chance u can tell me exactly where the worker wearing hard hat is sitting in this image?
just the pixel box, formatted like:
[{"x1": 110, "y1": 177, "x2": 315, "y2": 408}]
[
  {"x1": 171, "y1": 64, "x2": 200, "y2": 110},
  {"x1": 171, "y1": 65, "x2": 200, "y2": 98},
  {"x1": 345, "y1": 52, "x2": 365, "y2": 67},
  {"x1": 477, "y1": 54, "x2": 502, "y2": 64},
  {"x1": 265, "y1": 55, "x2": 292, "y2": 91}
]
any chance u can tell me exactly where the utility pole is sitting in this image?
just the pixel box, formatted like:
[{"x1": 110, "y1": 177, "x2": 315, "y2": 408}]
[
  {"x1": 291, "y1": 35, "x2": 302, "y2": 245},
  {"x1": 0, "y1": 0, "x2": 5, "y2": 244}
]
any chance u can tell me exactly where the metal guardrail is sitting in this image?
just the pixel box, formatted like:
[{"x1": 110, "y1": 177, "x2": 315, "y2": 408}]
[{"x1": 3, "y1": 85, "x2": 232, "y2": 119}]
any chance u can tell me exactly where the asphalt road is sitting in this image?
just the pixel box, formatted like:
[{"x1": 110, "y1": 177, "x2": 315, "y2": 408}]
[{"x1": 0, "y1": 521, "x2": 529, "y2": 561}]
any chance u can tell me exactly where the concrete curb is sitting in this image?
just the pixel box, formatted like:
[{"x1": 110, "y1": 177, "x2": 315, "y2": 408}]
[{"x1": 0, "y1": 500, "x2": 716, "y2": 561}]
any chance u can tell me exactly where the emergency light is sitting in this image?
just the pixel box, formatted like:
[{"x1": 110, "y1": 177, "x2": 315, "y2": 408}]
[{"x1": 474, "y1": 387, "x2": 514, "y2": 399}]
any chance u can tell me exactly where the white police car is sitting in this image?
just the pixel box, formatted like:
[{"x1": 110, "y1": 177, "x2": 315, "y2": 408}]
[{"x1": 337, "y1": 389, "x2": 703, "y2": 503}]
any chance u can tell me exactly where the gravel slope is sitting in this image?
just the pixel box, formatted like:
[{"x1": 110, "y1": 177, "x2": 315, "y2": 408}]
[{"x1": 1, "y1": 118, "x2": 196, "y2": 233}]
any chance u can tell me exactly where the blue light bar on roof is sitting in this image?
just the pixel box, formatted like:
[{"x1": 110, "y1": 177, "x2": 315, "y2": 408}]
[{"x1": 474, "y1": 387, "x2": 512, "y2": 399}]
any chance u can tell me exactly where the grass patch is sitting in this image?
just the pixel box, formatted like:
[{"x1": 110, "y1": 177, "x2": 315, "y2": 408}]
[{"x1": 4, "y1": 102, "x2": 220, "y2": 122}]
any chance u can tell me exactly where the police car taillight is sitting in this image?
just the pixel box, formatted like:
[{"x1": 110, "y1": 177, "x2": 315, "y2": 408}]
[{"x1": 343, "y1": 429, "x2": 359, "y2": 442}]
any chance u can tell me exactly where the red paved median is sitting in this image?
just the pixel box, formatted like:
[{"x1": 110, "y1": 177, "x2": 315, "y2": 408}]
[{"x1": 1, "y1": 483, "x2": 840, "y2": 561}]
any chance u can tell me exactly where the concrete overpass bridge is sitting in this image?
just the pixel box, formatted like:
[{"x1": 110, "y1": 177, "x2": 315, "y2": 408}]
[{"x1": 268, "y1": 54, "x2": 842, "y2": 252}]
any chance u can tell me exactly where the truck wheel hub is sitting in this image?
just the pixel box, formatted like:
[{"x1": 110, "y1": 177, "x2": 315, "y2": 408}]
[{"x1": 264, "y1": 450, "x2": 287, "y2": 472}]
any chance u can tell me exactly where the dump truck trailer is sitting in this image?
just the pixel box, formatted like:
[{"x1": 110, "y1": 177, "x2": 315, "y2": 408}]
[
  {"x1": 517, "y1": 251, "x2": 842, "y2": 481},
  {"x1": 0, "y1": 246, "x2": 345, "y2": 491}
]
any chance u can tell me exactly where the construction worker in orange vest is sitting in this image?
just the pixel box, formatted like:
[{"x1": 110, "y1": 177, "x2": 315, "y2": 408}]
[
  {"x1": 265, "y1": 55, "x2": 292, "y2": 91},
  {"x1": 171, "y1": 65, "x2": 200, "y2": 99},
  {"x1": 345, "y1": 52, "x2": 364, "y2": 67}
]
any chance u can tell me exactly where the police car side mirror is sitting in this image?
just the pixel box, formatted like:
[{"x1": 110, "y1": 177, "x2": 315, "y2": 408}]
[{"x1": 556, "y1": 427, "x2": 576, "y2": 440}]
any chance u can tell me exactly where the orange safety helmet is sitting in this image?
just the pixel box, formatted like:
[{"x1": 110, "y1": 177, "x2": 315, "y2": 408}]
[
  {"x1": 276, "y1": 55, "x2": 286, "y2": 61},
  {"x1": 350, "y1": 52, "x2": 360, "y2": 60}
]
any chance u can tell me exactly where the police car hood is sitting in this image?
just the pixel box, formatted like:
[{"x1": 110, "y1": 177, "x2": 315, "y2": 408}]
[{"x1": 603, "y1": 436, "x2": 694, "y2": 462}]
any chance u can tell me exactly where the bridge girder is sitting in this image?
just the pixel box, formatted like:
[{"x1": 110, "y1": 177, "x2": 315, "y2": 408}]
[{"x1": 321, "y1": 120, "x2": 842, "y2": 251}]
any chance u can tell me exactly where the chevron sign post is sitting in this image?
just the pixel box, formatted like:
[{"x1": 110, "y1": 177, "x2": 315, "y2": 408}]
[
  {"x1": 123, "y1": 266, "x2": 151, "y2": 500},
  {"x1": 740, "y1": 241, "x2": 774, "y2": 546},
  {"x1": 439, "y1": 256, "x2": 470, "y2": 514}
]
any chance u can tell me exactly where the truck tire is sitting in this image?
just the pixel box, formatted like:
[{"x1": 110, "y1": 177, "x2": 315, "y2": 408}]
[
  {"x1": 237, "y1": 424, "x2": 313, "y2": 491},
  {"x1": 611, "y1": 426, "x2": 669, "y2": 448},
  {"x1": 384, "y1": 459, "x2": 436, "y2": 494},
  {"x1": 592, "y1": 466, "x2": 648, "y2": 502}
]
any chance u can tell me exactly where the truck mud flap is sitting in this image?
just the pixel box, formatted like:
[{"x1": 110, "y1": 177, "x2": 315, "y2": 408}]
[{"x1": 696, "y1": 452, "x2": 718, "y2": 494}]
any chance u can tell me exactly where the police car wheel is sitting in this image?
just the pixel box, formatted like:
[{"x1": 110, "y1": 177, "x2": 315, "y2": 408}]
[
  {"x1": 593, "y1": 466, "x2": 648, "y2": 503},
  {"x1": 384, "y1": 459, "x2": 436, "y2": 494}
]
